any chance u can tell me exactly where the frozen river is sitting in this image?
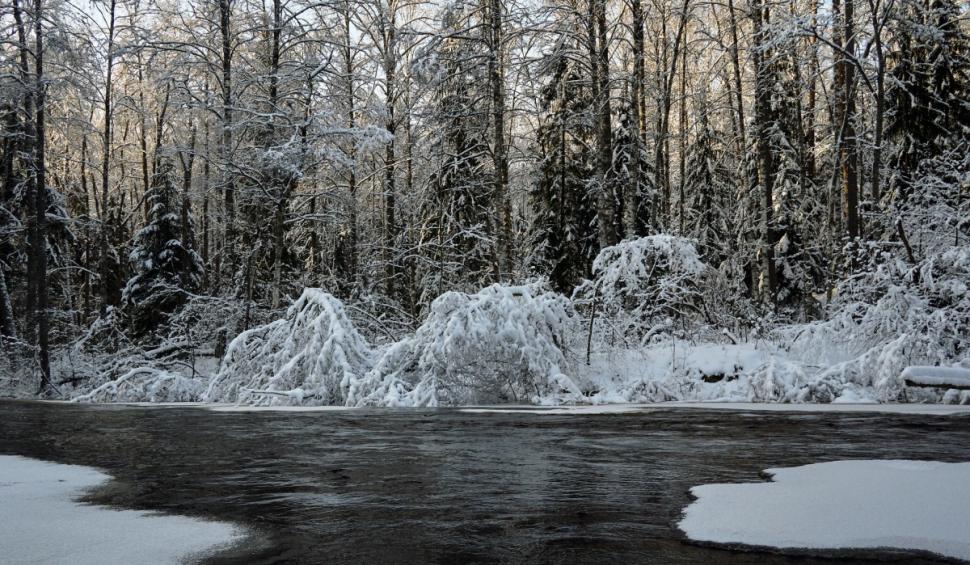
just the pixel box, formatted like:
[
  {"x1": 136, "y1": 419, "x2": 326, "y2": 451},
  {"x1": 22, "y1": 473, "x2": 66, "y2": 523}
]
[{"x1": 1, "y1": 400, "x2": 968, "y2": 564}]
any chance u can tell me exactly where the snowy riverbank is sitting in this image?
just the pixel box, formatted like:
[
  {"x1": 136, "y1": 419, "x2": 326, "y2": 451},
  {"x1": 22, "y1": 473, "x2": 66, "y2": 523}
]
[{"x1": 5, "y1": 237, "x2": 969, "y2": 409}]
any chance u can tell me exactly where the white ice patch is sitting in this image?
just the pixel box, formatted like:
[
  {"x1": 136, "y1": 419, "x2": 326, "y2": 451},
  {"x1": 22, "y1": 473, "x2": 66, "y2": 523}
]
[
  {"x1": 678, "y1": 460, "x2": 970, "y2": 561},
  {"x1": 0, "y1": 455, "x2": 245, "y2": 565}
]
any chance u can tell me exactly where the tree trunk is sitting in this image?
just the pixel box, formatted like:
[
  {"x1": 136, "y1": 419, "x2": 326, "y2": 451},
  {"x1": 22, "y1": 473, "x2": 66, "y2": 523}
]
[
  {"x1": 870, "y1": 0, "x2": 885, "y2": 205},
  {"x1": 99, "y1": 0, "x2": 117, "y2": 314},
  {"x1": 383, "y1": 3, "x2": 398, "y2": 297},
  {"x1": 488, "y1": 0, "x2": 512, "y2": 278},
  {"x1": 220, "y1": 0, "x2": 236, "y2": 283},
  {"x1": 0, "y1": 265, "x2": 15, "y2": 339},
  {"x1": 752, "y1": 0, "x2": 777, "y2": 303},
  {"x1": 593, "y1": 0, "x2": 616, "y2": 248},
  {"x1": 13, "y1": 0, "x2": 37, "y2": 335},
  {"x1": 726, "y1": 0, "x2": 746, "y2": 155},
  {"x1": 841, "y1": 0, "x2": 859, "y2": 238},
  {"x1": 138, "y1": 60, "x2": 150, "y2": 223},
  {"x1": 677, "y1": 33, "x2": 687, "y2": 235},
  {"x1": 33, "y1": 0, "x2": 52, "y2": 391},
  {"x1": 343, "y1": 3, "x2": 359, "y2": 287},
  {"x1": 626, "y1": 0, "x2": 645, "y2": 236}
]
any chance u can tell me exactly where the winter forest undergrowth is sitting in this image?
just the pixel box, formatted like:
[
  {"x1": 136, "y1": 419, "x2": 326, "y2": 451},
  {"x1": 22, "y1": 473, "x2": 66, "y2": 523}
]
[{"x1": 1, "y1": 0, "x2": 968, "y2": 406}]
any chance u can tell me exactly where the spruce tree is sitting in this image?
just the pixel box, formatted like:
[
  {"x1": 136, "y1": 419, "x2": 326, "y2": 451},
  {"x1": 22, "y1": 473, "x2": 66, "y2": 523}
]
[{"x1": 122, "y1": 158, "x2": 203, "y2": 335}]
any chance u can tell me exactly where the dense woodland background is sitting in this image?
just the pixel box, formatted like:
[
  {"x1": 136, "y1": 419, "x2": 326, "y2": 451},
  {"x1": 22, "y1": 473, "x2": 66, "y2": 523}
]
[{"x1": 1, "y1": 0, "x2": 968, "y2": 394}]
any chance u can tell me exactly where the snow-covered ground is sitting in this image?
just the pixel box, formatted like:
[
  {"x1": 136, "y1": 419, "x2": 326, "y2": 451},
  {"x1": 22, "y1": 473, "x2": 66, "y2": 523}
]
[
  {"x1": 678, "y1": 460, "x2": 970, "y2": 562},
  {"x1": 0, "y1": 455, "x2": 245, "y2": 565}
]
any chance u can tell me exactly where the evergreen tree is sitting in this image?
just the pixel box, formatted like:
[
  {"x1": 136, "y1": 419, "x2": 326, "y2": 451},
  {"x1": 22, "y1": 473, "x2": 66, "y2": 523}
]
[
  {"x1": 611, "y1": 101, "x2": 656, "y2": 237},
  {"x1": 122, "y1": 158, "x2": 204, "y2": 335},
  {"x1": 526, "y1": 45, "x2": 599, "y2": 294},
  {"x1": 683, "y1": 104, "x2": 731, "y2": 263},
  {"x1": 886, "y1": 0, "x2": 970, "y2": 203},
  {"x1": 417, "y1": 1, "x2": 495, "y2": 303}
]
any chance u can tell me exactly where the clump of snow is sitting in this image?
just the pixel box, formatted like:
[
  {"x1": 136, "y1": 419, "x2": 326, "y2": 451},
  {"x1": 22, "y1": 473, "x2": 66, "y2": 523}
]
[
  {"x1": 0, "y1": 455, "x2": 244, "y2": 564},
  {"x1": 350, "y1": 283, "x2": 582, "y2": 406},
  {"x1": 678, "y1": 459, "x2": 970, "y2": 562},
  {"x1": 205, "y1": 289, "x2": 374, "y2": 406}
]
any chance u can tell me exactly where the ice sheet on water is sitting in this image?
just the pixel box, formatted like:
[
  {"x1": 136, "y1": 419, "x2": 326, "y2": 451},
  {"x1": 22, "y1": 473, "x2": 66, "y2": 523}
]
[
  {"x1": 678, "y1": 459, "x2": 970, "y2": 561},
  {"x1": 0, "y1": 455, "x2": 244, "y2": 565}
]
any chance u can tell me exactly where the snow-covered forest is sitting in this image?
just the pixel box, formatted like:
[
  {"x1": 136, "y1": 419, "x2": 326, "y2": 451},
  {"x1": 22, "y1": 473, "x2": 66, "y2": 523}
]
[{"x1": 1, "y1": 0, "x2": 968, "y2": 406}]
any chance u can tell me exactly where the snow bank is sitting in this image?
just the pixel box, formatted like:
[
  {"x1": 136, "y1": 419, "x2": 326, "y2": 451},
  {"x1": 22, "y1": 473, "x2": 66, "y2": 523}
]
[
  {"x1": 579, "y1": 341, "x2": 817, "y2": 404},
  {"x1": 350, "y1": 283, "x2": 582, "y2": 406},
  {"x1": 678, "y1": 460, "x2": 970, "y2": 561},
  {"x1": 0, "y1": 455, "x2": 244, "y2": 564},
  {"x1": 205, "y1": 289, "x2": 374, "y2": 405}
]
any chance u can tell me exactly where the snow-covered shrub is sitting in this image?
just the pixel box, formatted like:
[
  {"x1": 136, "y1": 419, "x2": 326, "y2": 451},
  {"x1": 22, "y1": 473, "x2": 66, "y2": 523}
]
[
  {"x1": 574, "y1": 235, "x2": 708, "y2": 344},
  {"x1": 204, "y1": 289, "x2": 374, "y2": 405},
  {"x1": 0, "y1": 337, "x2": 37, "y2": 397},
  {"x1": 350, "y1": 282, "x2": 582, "y2": 406},
  {"x1": 71, "y1": 367, "x2": 206, "y2": 403},
  {"x1": 780, "y1": 244, "x2": 970, "y2": 401}
]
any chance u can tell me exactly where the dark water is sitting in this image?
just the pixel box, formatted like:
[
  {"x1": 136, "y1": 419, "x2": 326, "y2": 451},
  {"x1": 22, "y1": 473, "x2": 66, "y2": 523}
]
[{"x1": 1, "y1": 401, "x2": 968, "y2": 564}]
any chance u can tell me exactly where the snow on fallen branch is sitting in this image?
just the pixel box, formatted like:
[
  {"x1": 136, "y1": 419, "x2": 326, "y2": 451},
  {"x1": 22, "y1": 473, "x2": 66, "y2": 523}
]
[
  {"x1": 71, "y1": 366, "x2": 204, "y2": 403},
  {"x1": 902, "y1": 366, "x2": 970, "y2": 389}
]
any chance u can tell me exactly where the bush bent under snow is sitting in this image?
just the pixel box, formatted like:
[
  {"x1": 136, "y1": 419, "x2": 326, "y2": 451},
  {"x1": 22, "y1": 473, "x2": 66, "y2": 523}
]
[
  {"x1": 350, "y1": 283, "x2": 582, "y2": 407},
  {"x1": 205, "y1": 289, "x2": 374, "y2": 405},
  {"x1": 575, "y1": 235, "x2": 707, "y2": 345}
]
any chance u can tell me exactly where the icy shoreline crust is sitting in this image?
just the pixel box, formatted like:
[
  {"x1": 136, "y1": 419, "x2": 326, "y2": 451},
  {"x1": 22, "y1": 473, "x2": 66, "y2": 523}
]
[
  {"x1": 0, "y1": 455, "x2": 245, "y2": 565},
  {"x1": 678, "y1": 460, "x2": 970, "y2": 562}
]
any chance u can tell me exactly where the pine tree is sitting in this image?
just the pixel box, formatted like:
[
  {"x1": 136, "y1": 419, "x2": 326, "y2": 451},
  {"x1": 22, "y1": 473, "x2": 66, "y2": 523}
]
[
  {"x1": 122, "y1": 158, "x2": 204, "y2": 335},
  {"x1": 417, "y1": 2, "x2": 495, "y2": 302},
  {"x1": 683, "y1": 104, "x2": 730, "y2": 263}
]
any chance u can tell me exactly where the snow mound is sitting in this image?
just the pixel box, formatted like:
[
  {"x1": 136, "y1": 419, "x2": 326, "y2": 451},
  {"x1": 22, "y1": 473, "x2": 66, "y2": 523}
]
[
  {"x1": 0, "y1": 455, "x2": 244, "y2": 564},
  {"x1": 583, "y1": 341, "x2": 816, "y2": 404},
  {"x1": 350, "y1": 283, "x2": 582, "y2": 406},
  {"x1": 205, "y1": 289, "x2": 374, "y2": 406},
  {"x1": 902, "y1": 365, "x2": 970, "y2": 388},
  {"x1": 678, "y1": 459, "x2": 970, "y2": 561}
]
